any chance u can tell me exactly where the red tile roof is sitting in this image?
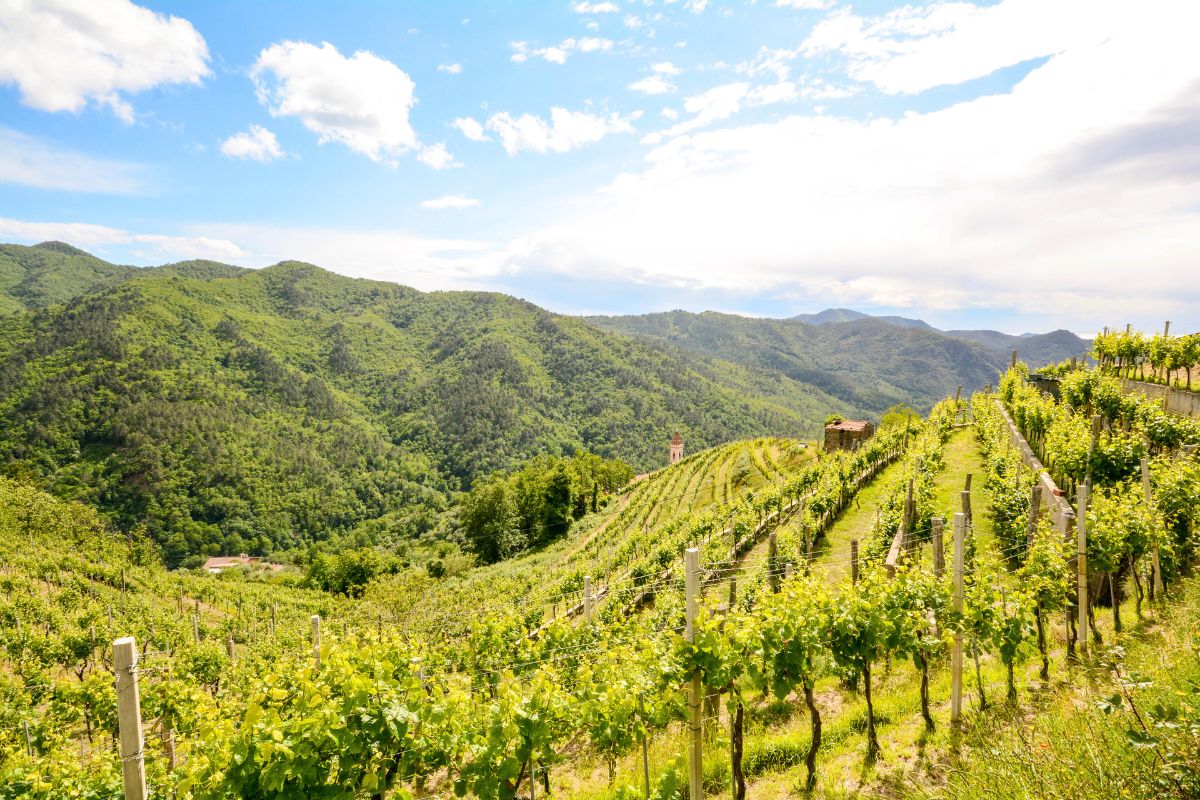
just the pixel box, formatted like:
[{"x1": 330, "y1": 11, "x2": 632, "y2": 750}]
[{"x1": 826, "y1": 419, "x2": 872, "y2": 432}]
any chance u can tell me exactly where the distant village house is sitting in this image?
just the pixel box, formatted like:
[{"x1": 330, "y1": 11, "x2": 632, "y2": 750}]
[
  {"x1": 824, "y1": 419, "x2": 875, "y2": 453},
  {"x1": 202, "y1": 554, "x2": 283, "y2": 574}
]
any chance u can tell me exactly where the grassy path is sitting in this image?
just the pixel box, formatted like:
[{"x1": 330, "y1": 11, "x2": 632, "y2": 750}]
[{"x1": 812, "y1": 452, "x2": 909, "y2": 583}]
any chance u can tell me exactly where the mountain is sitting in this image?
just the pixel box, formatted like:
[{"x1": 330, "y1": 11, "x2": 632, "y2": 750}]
[
  {"x1": 0, "y1": 244, "x2": 857, "y2": 564},
  {"x1": 584, "y1": 310, "x2": 1005, "y2": 415},
  {"x1": 790, "y1": 307, "x2": 1088, "y2": 366},
  {"x1": 791, "y1": 307, "x2": 934, "y2": 330},
  {"x1": 0, "y1": 241, "x2": 137, "y2": 313},
  {"x1": 945, "y1": 328, "x2": 1090, "y2": 366}
]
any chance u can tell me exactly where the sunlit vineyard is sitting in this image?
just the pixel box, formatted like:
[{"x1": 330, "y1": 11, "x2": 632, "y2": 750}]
[{"x1": 3, "y1": 369, "x2": 1199, "y2": 800}]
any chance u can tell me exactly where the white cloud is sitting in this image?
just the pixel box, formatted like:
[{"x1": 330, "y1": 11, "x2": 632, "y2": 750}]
[
  {"x1": 219, "y1": 125, "x2": 285, "y2": 162},
  {"x1": 776, "y1": 0, "x2": 833, "y2": 9},
  {"x1": 452, "y1": 117, "x2": 490, "y2": 142},
  {"x1": 802, "y1": 0, "x2": 1119, "y2": 95},
  {"x1": 0, "y1": 0, "x2": 209, "y2": 122},
  {"x1": 510, "y1": 37, "x2": 614, "y2": 64},
  {"x1": 485, "y1": 108, "x2": 638, "y2": 155},
  {"x1": 629, "y1": 75, "x2": 676, "y2": 95},
  {"x1": 641, "y1": 80, "x2": 798, "y2": 144},
  {"x1": 251, "y1": 40, "x2": 418, "y2": 163},
  {"x1": 624, "y1": 15, "x2": 643, "y2": 30},
  {"x1": 498, "y1": 2, "x2": 1200, "y2": 331},
  {"x1": 736, "y1": 47, "x2": 800, "y2": 82},
  {"x1": 417, "y1": 142, "x2": 461, "y2": 170},
  {"x1": 0, "y1": 218, "x2": 246, "y2": 262},
  {"x1": 652, "y1": 62, "x2": 684, "y2": 76},
  {"x1": 0, "y1": 127, "x2": 147, "y2": 194},
  {"x1": 572, "y1": 1, "x2": 620, "y2": 12},
  {"x1": 437, "y1": 63, "x2": 463, "y2": 74},
  {"x1": 661, "y1": 107, "x2": 679, "y2": 120},
  {"x1": 421, "y1": 195, "x2": 481, "y2": 209}
]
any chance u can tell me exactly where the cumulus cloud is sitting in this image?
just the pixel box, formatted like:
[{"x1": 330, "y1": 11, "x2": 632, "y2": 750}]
[
  {"x1": 0, "y1": 0, "x2": 209, "y2": 121},
  {"x1": 510, "y1": 37, "x2": 614, "y2": 64},
  {"x1": 437, "y1": 63, "x2": 463, "y2": 74},
  {"x1": 776, "y1": 0, "x2": 833, "y2": 8},
  {"x1": 452, "y1": 117, "x2": 491, "y2": 142},
  {"x1": 629, "y1": 75, "x2": 676, "y2": 95},
  {"x1": 220, "y1": 125, "x2": 285, "y2": 162},
  {"x1": 501, "y1": 1, "x2": 1200, "y2": 331},
  {"x1": 417, "y1": 142, "x2": 461, "y2": 170},
  {"x1": 0, "y1": 127, "x2": 147, "y2": 193},
  {"x1": 483, "y1": 108, "x2": 639, "y2": 155},
  {"x1": 251, "y1": 40, "x2": 418, "y2": 163},
  {"x1": 572, "y1": 1, "x2": 620, "y2": 12},
  {"x1": 421, "y1": 195, "x2": 481, "y2": 209}
]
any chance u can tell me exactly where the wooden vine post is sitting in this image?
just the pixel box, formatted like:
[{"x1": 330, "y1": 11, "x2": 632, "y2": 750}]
[
  {"x1": 113, "y1": 636, "x2": 148, "y2": 800},
  {"x1": 1141, "y1": 457, "x2": 1164, "y2": 599},
  {"x1": 1026, "y1": 484, "x2": 1042, "y2": 551},
  {"x1": 311, "y1": 615, "x2": 321, "y2": 670},
  {"x1": 1077, "y1": 484, "x2": 1089, "y2": 658},
  {"x1": 950, "y1": 513, "x2": 965, "y2": 725},
  {"x1": 850, "y1": 539, "x2": 859, "y2": 585},
  {"x1": 584, "y1": 575, "x2": 594, "y2": 621},
  {"x1": 931, "y1": 517, "x2": 945, "y2": 578},
  {"x1": 685, "y1": 547, "x2": 703, "y2": 800},
  {"x1": 767, "y1": 532, "x2": 780, "y2": 593}
]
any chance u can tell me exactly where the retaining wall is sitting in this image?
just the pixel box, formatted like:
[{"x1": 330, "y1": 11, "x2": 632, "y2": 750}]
[
  {"x1": 1120, "y1": 378, "x2": 1200, "y2": 418},
  {"x1": 993, "y1": 398, "x2": 1077, "y2": 535}
]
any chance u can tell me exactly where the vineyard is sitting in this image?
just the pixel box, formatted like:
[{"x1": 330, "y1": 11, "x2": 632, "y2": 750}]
[{"x1": 2, "y1": 366, "x2": 1200, "y2": 800}]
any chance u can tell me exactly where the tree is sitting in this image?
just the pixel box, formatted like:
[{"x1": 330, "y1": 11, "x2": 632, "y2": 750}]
[{"x1": 460, "y1": 476, "x2": 522, "y2": 563}]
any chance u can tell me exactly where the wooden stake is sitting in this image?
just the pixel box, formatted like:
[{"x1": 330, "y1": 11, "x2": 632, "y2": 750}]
[
  {"x1": 113, "y1": 637, "x2": 148, "y2": 800},
  {"x1": 850, "y1": 539, "x2": 859, "y2": 585},
  {"x1": 1077, "y1": 484, "x2": 1089, "y2": 658},
  {"x1": 950, "y1": 513, "x2": 965, "y2": 726},
  {"x1": 311, "y1": 615, "x2": 321, "y2": 670},
  {"x1": 165, "y1": 728, "x2": 176, "y2": 772},
  {"x1": 685, "y1": 548, "x2": 702, "y2": 800},
  {"x1": 768, "y1": 532, "x2": 779, "y2": 593},
  {"x1": 226, "y1": 635, "x2": 235, "y2": 666},
  {"x1": 1141, "y1": 457, "x2": 1164, "y2": 598},
  {"x1": 639, "y1": 692, "x2": 651, "y2": 800},
  {"x1": 192, "y1": 612, "x2": 199, "y2": 645},
  {"x1": 1026, "y1": 485, "x2": 1042, "y2": 551},
  {"x1": 23, "y1": 720, "x2": 32, "y2": 757},
  {"x1": 584, "y1": 575, "x2": 594, "y2": 621},
  {"x1": 932, "y1": 518, "x2": 945, "y2": 578}
]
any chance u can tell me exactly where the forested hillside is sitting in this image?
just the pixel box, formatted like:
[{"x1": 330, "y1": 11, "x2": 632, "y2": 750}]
[
  {"x1": 586, "y1": 310, "x2": 1006, "y2": 414},
  {"x1": 0, "y1": 243, "x2": 852, "y2": 563}
]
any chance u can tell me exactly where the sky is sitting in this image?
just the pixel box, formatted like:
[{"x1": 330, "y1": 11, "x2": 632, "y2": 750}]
[{"x1": 0, "y1": 0, "x2": 1198, "y2": 335}]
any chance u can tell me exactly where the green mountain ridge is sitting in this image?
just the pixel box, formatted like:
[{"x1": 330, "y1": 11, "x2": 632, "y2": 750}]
[{"x1": 0, "y1": 243, "x2": 852, "y2": 564}]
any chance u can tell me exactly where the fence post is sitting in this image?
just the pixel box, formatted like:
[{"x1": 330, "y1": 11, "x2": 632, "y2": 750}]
[
  {"x1": 932, "y1": 518, "x2": 944, "y2": 578},
  {"x1": 850, "y1": 539, "x2": 859, "y2": 585},
  {"x1": 226, "y1": 635, "x2": 236, "y2": 666},
  {"x1": 950, "y1": 513, "x2": 965, "y2": 726},
  {"x1": 1141, "y1": 457, "x2": 1164, "y2": 599},
  {"x1": 638, "y1": 693, "x2": 651, "y2": 800},
  {"x1": 584, "y1": 575, "x2": 594, "y2": 621},
  {"x1": 767, "y1": 532, "x2": 779, "y2": 593},
  {"x1": 685, "y1": 547, "x2": 702, "y2": 800},
  {"x1": 192, "y1": 611, "x2": 199, "y2": 645},
  {"x1": 1077, "y1": 484, "x2": 1089, "y2": 657},
  {"x1": 1026, "y1": 485, "x2": 1042, "y2": 551},
  {"x1": 311, "y1": 615, "x2": 321, "y2": 670},
  {"x1": 113, "y1": 636, "x2": 148, "y2": 800}
]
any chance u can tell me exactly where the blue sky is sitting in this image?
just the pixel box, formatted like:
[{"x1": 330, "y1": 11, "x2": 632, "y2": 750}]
[{"x1": 1, "y1": 0, "x2": 1198, "y2": 335}]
